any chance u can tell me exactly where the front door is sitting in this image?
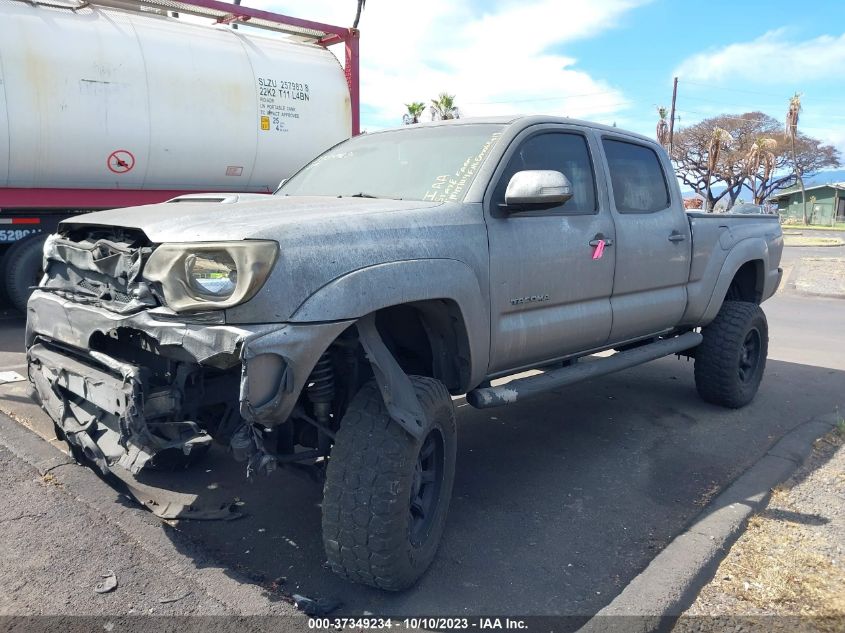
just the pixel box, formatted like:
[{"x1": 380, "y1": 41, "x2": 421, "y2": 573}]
[
  {"x1": 486, "y1": 127, "x2": 617, "y2": 375},
  {"x1": 599, "y1": 136, "x2": 691, "y2": 342}
]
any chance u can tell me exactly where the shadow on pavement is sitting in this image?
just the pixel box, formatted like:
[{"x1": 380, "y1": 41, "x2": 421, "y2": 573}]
[
  {"x1": 1, "y1": 310, "x2": 842, "y2": 618},
  {"x1": 138, "y1": 356, "x2": 844, "y2": 617}
]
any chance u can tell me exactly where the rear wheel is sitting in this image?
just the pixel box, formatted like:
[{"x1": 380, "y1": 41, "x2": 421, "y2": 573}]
[
  {"x1": 5, "y1": 234, "x2": 48, "y2": 313},
  {"x1": 322, "y1": 376, "x2": 456, "y2": 591},
  {"x1": 694, "y1": 300, "x2": 768, "y2": 408}
]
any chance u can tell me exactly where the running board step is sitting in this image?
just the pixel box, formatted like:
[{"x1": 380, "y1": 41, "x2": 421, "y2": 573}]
[{"x1": 466, "y1": 332, "x2": 702, "y2": 409}]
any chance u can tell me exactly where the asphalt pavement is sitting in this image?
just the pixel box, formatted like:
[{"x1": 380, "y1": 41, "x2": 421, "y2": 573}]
[{"x1": 0, "y1": 257, "x2": 843, "y2": 619}]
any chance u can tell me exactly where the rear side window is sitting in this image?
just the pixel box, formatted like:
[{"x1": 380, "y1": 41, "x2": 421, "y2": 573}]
[
  {"x1": 602, "y1": 139, "x2": 670, "y2": 214},
  {"x1": 493, "y1": 132, "x2": 597, "y2": 214}
]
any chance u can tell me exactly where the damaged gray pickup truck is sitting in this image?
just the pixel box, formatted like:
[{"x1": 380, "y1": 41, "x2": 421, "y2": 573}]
[{"x1": 26, "y1": 116, "x2": 783, "y2": 591}]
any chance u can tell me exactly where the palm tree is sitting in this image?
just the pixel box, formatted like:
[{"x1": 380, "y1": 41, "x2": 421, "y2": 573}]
[
  {"x1": 403, "y1": 102, "x2": 426, "y2": 125},
  {"x1": 352, "y1": 0, "x2": 365, "y2": 29},
  {"x1": 785, "y1": 92, "x2": 807, "y2": 224},
  {"x1": 655, "y1": 106, "x2": 670, "y2": 148},
  {"x1": 745, "y1": 137, "x2": 777, "y2": 204},
  {"x1": 430, "y1": 93, "x2": 460, "y2": 120},
  {"x1": 706, "y1": 127, "x2": 731, "y2": 211}
]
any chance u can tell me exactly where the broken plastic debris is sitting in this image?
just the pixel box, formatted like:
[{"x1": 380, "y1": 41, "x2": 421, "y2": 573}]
[
  {"x1": 158, "y1": 591, "x2": 192, "y2": 604},
  {"x1": 0, "y1": 371, "x2": 25, "y2": 384},
  {"x1": 94, "y1": 570, "x2": 118, "y2": 594},
  {"x1": 292, "y1": 593, "x2": 342, "y2": 617}
]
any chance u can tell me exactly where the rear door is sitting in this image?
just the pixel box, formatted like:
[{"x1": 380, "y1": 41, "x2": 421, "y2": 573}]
[
  {"x1": 598, "y1": 136, "x2": 691, "y2": 342},
  {"x1": 485, "y1": 125, "x2": 616, "y2": 374}
]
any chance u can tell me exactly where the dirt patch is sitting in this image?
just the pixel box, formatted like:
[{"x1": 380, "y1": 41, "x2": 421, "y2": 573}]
[
  {"x1": 674, "y1": 426, "x2": 845, "y2": 632},
  {"x1": 783, "y1": 236, "x2": 845, "y2": 247},
  {"x1": 788, "y1": 257, "x2": 845, "y2": 298}
]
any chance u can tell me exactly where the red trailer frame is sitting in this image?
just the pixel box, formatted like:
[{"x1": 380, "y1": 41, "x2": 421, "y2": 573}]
[{"x1": 0, "y1": 0, "x2": 360, "y2": 210}]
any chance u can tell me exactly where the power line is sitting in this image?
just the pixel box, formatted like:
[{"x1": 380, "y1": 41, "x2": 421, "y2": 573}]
[
  {"x1": 679, "y1": 80, "x2": 844, "y2": 108},
  {"x1": 680, "y1": 81, "x2": 789, "y2": 99},
  {"x1": 674, "y1": 109, "x2": 776, "y2": 124}
]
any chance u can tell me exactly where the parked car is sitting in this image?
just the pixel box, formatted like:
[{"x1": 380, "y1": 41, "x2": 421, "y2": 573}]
[{"x1": 731, "y1": 203, "x2": 766, "y2": 214}]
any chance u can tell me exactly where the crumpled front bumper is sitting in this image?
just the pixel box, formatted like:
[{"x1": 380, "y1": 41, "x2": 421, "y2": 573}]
[{"x1": 26, "y1": 290, "x2": 353, "y2": 474}]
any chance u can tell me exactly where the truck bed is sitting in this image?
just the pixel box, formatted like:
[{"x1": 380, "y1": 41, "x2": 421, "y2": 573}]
[{"x1": 682, "y1": 212, "x2": 783, "y2": 328}]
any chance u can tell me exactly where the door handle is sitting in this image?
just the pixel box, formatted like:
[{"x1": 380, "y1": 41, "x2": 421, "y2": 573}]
[
  {"x1": 589, "y1": 237, "x2": 614, "y2": 247},
  {"x1": 668, "y1": 232, "x2": 686, "y2": 243}
]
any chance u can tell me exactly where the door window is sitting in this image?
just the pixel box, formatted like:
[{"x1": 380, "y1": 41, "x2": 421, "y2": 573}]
[
  {"x1": 602, "y1": 139, "x2": 670, "y2": 214},
  {"x1": 493, "y1": 133, "x2": 597, "y2": 214}
]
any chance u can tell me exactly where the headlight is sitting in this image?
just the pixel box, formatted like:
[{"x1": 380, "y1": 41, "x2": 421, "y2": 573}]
[
  {"x1": 143, "y1": 241, "x2": 278, "y2": 312},
  {"x1": 185, "y1": 252, "x2": 238, "y2": 299}
]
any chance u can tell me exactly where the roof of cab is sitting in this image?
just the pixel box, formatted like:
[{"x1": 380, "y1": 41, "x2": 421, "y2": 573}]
[{"x1": 369, "y1": 114, "x2": 658, "y2": 146}]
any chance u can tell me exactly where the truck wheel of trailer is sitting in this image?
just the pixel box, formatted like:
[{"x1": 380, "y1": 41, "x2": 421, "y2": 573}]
[
  {"x1": 694, "y1": 300, "x2": 768, "y2": 409},
  {"x1": 0, "y1": 250, "x2": 10, "y2": 309},
  {"x1": 322, "y1": 376, "x2": 457, "y2": 591},
  {"x1": 4, "y1": 234, "x2": 48, "y2": 314}
]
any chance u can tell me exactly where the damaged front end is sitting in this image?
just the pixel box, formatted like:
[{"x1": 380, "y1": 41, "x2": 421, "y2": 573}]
[
  {"x1": 27, "y1": 226, "x2": 352, "y2": 478},
  {"x1": 28, "y1": 331, "x2": 240, "y2": 475}
]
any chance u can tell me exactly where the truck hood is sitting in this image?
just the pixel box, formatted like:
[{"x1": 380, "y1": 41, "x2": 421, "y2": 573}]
[
  {"x1": 61, "y1": 195, "x2": 442, "y2": 242},
  {"x1": 58, "y1": 194, "x2": 487, "y2": 325}
]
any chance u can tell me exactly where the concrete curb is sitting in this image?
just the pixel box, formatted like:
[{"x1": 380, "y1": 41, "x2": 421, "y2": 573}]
[
  {"x1": 0, "y1": 412, "x2": 300, "y2": 618},
  {"x1": 782, "y1": 242, "x2": 845, "y2": 247},
  {"x1": 577, "y1": 412, "x2": 841, "y2": 633}
]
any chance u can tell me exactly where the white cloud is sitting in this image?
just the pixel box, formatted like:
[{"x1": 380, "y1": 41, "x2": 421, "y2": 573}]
[
  {"x1": 675, "y1": 28, "x2": 845, "y2": 84},
  {"x1": 248, "y1": 0, "x2": 646, "y2": 128}
]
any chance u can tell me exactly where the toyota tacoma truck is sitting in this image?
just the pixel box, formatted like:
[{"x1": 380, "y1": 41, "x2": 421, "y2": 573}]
[{"x1": 25, "y1": 116, "x2": 783, "y2": 591}]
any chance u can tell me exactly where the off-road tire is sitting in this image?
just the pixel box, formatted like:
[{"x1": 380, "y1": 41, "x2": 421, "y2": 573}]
[
  {"x1": 322, "y1": 376, "x2": 457, "y2": 591},
  {"x1": 5, "y1": 234, "x2": 48, "y2": 314},
  {"x1": 694, "y1": 300, "x2": 768, "y2": 408}
]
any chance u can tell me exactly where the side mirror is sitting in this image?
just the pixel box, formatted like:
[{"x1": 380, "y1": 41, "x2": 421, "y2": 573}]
[{"x1": 504, "y1": 170, "x2": 573, "y2": 210}]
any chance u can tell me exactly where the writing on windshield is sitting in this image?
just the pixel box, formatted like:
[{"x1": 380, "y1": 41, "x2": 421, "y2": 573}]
[{"x1": 278, "y1": 124, "x2": 505, "y2": 202}]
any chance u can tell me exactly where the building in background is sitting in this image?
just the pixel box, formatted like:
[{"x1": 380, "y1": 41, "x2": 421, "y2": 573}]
[{"x1": 769, "y1": 183, "x2": 845, "y2": 225}]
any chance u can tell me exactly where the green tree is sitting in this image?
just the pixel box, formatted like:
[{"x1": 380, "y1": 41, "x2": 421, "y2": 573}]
[
  {"x1": 403, "y1": 102, "x2": 426, "y2": 125},
  {"x1": 430, "y1": 93, "x2": 460, "y2": 120}
]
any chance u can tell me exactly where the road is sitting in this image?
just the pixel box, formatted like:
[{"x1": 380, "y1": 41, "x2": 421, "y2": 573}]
[{"x1": 0, "y1": 252, "x2": 843, "y2": 618}]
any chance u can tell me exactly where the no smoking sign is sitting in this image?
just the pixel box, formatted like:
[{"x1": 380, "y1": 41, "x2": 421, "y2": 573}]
[{"x1": 107, "y1": 149, "x2": 136, "y2": 174}]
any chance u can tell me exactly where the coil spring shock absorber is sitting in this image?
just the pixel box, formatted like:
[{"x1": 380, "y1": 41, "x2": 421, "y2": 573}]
[{"x1": 306, "y1": 351, "x2": 335, "y2": 425}]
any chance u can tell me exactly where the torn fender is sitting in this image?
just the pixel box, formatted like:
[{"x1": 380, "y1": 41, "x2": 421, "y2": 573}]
[{"x1": 356, "y1": 313, "x2": 426, "y2": 440}]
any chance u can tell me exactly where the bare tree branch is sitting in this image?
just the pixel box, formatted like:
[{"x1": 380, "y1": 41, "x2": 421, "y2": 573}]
[{"x1": 672, "y1": 111, "x2": 840, "y2": 211}]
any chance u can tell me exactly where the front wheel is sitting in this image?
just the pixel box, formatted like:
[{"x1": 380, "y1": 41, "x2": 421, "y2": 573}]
[
  {"x1": 694, "y1": 301, "x2": 768, "y2": 408},
  {"x1": 322, "y1": 376, "x2": 456, "y2": 591}
]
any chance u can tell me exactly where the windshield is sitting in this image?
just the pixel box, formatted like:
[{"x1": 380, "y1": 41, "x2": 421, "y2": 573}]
[{"x1": 277, "y1": 124, "x2": 505, "y2": 202}]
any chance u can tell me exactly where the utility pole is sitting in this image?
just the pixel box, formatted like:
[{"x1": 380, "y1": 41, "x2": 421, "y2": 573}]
[{"x1": 668, "y1": 76, "x2": 678, "y2": 152}]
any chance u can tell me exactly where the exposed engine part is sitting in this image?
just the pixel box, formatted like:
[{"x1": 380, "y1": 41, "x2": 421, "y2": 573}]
[
  {"x1": 303, "y1": 350, "x2": 337, "y2": 459},
  {"x1": 306, "y1": 351, "x2": 335, "y2": 425}
]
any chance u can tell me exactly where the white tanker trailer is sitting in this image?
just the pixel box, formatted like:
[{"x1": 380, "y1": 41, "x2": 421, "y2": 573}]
[{"x1": 0, "y1": 0, "x2": 360, "y2": 311}]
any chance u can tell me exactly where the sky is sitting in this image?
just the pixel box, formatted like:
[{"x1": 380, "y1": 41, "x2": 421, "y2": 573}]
[{"x1": 249, "y1": 0, "x2": 845, "y2": 158}]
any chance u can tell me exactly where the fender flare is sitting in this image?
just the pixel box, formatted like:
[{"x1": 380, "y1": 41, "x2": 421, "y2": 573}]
[
  {"x1": 290, "y1": 258, "x2": 490, "y2": 388},
  {"x1": 700, "y1": 238, "x2": 770, "y2": 325}
]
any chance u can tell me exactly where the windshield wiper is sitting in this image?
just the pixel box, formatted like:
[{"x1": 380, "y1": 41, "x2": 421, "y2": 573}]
[{"x1": 341, "y1": 192, "x2": 405, "y2": 201}]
